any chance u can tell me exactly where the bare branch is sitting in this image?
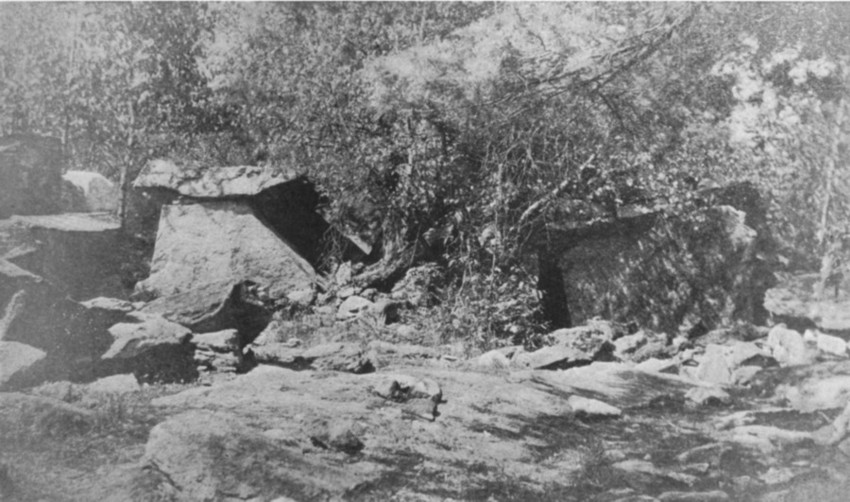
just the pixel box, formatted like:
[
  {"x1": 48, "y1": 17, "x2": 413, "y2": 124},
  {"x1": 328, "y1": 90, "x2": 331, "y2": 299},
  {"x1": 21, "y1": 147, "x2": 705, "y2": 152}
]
[{"x1": 517, "y1": 152, "x2": 597, "y2": 227}]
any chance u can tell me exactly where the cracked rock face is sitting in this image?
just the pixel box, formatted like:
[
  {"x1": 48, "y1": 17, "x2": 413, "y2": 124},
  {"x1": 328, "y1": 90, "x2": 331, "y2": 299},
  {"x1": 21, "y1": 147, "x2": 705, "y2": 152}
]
[{"x1": 135, "y1": 201, "x2": 317, "y2": 302}]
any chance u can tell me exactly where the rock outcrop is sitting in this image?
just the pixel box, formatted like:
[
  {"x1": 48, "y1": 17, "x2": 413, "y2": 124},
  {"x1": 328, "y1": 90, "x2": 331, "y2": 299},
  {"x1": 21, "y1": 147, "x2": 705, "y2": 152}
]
[
  {"x1": 134, "y1": 200, "x2": 317, "y2": 302},
  {"x1": 544, "y1": 182, "x2": 775, "y2": 333}
]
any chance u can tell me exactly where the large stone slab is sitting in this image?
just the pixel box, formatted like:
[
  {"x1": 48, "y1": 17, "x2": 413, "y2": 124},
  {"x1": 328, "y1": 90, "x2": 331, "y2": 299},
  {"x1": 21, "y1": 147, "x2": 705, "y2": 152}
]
[
  {"x1": 549, "y1": 182, "x2": 774, "y2": 333},
  {"x1": 134, "y1": 160, "x2": 299, "y2": 198},
  {"x1": 142, "y1": 410, "x2": 380, "y2": 502},
  {"x1": 135, "y1": 201, "x2": 317, "y2": 301}
]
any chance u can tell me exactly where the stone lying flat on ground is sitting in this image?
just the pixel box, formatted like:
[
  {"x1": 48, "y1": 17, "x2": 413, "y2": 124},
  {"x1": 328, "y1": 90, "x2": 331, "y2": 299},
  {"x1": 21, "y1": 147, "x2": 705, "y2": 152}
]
[
  {"x1": 193, "y1": 329, "x2": 240, "y2": 352},
  {"x1": 141, "y1": 410, "x2": 379, "y2": 502},
  {"x1": 370, "y1": 374, "x2": 442, "y2": 419},
  {"x1": 636, "y1": 357, "x2": 680, "y2": 374},
  {"x1": 815, "y1": 331, "x2": 848, "y2": 357},
  {"x1": 141, "y1": 280, "x2": 272, "y2": 340},
  {"x1": 337, "y1": 295, "x2": 374, "y2": 319},
  {"x1": 694, "y1": 342, "x2": 771, "y2": 385},
  {"x1": 85, "y1": 374, "x2": 140, "y2": 395},
  {"x1": 0, "y1": 392, "x2": 94, "y2": 438},
  {"x1": 722, "y1": 425, "x2": 811, "y2": 453},
  {"x1": 512, "y1": 345, "x2": 600, "y2": 370},
  {"x1": 249, "y1": 342, "x2": 374, "y2": 373},
  {"x1": 0, "y1": 341, "x2": 46, "y2": 389},
  {"x1": 514, "y1": 321, "x2": 621, "y2": 370},
  {"x1": 80, "y1": 297, "x2": 136, "y2": 314},
  {"x1": 566, "y1": 395, "x2": 622, "y2": 417},
  {"x1": 135, "y1": 201, "x2": 317, "y2": 302},
  {"x1": 308, "y1": 419, "x2": 365, "y2": 455},
  {"x1": 531, "y1": 362, "x2": 700, "y2": 409},
  {"x1": 474, "y1": 348, "x2": 513, "y2": 370},
  {"x1": 103, "y1": 313, "x2": 192, "y2": 360},
  {"x1": 657, "y1": 490, "x2": 730, "y2": 502},
  {"x1": 685, "y1": 386, "x2": 731, "y2": 407},
  {"x1": 147, "y1": 362, "x2": 704, "y2": 498}
]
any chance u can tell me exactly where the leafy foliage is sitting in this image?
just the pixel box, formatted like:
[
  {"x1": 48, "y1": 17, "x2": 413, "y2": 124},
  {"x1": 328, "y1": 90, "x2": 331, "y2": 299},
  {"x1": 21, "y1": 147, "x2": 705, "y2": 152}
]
[{"x1": 3, "y1": 3, "x2": 850, "y2": 341}]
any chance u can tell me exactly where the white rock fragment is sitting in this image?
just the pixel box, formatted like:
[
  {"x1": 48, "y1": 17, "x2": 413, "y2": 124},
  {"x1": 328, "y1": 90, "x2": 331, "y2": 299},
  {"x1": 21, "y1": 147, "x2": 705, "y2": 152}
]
[{"x1": 567, "y1": 395, "x2": 622, "y2": 418}]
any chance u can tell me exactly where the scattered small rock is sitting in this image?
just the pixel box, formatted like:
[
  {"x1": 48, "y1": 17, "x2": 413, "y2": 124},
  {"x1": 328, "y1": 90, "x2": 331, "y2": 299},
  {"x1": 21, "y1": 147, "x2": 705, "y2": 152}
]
[
  {"x1": 474, "y1": 348, "x2": 513, "y2": 370},
  {"x1": 685, "y1": 386, "x2": 731, "y2": 407},
  {"x1": 337, "y1": 295, "x2": 374, "y2": 320},
  {"x1": 568, "y1": 395, "x2": 622, "y2": 418}
]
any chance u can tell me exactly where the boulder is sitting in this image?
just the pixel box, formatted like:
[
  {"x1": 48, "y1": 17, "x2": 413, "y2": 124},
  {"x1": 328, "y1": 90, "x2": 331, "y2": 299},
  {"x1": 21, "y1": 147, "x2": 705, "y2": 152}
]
[
  {"x1": 0, "y1": 134, "x2": 64, "y2": 218},
  {"x1": 135, "y1": 201, "x2": 317, "y2": 303},
  {"x1": 103, "y1": 313, "x2": 193, "y2": 360},
  {"x1": 61, "y1": 170, "x2": 119, "y2": 212},
  {"x1": 370, "y1": 374, "x2": 442, "y2": 420},
  {"x1": 97, "y1": 312, "x2": 198, "y2": 383},
  {"x1": 337, "y1": 295, "x2": 375, "y2": 320},
  {"x1": 308, "y1": 419, "x2": 365, "y2": 455},
  {"x1": 0, "y1": 341, "x2": 47, "y2": 389},
  {"x1": 134, "y1": 160, "x2": 367, "y2": 267},
  {"x1": 815, "y1": 331, "x2": 848, "y2": 357},
  {"x1": 694, "y1": 342, "x2": 771, "y2": 385},
  {"x1": 141, "y1": 280, "x2": 273, "y2": 344},
  {"x1": 766, "y1": 325, "x2": 813, "y2": 366},
  {"x1": 548, "y1": 182, "x2": 774, "y2": 333},
  {"x1": 513, "y1": 321, "x2": 618, "y2": 370}
]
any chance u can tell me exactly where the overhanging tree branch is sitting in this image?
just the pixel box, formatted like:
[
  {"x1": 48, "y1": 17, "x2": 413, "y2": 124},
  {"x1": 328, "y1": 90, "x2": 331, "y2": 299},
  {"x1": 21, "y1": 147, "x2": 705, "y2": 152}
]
[{"x1": 517, "y1": 152, "x2": 597, "y2": 227}]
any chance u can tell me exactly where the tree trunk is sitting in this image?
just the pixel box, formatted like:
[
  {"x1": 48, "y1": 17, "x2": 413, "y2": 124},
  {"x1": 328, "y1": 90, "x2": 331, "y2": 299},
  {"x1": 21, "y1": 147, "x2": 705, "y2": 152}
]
[{"x1": 538, "y1": 248, "x2": 571, "y2": 328}]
